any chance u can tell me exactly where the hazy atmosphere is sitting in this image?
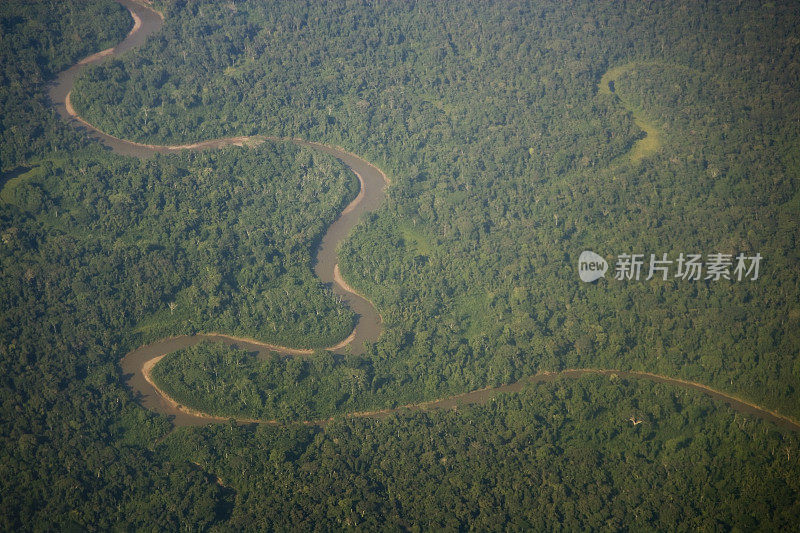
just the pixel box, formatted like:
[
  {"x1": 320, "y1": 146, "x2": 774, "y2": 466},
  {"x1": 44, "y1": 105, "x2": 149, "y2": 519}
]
[{"x1": 1, "y1": 0, "x2": 798, "y2": 529}]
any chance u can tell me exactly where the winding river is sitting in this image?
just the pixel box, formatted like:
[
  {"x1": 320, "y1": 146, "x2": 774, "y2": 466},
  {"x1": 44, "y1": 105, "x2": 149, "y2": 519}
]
[{"x1": 51, "y1": 0, "x2": 800, "y2": 432}]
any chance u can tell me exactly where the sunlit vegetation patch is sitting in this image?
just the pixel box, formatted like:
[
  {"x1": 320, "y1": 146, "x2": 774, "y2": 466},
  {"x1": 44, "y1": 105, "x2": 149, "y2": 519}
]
[
  {"x1": 628, "y1": 116, "x2": 662, "y2": 162},
  {"x1": 598, "y1": 62, "x2": 667, "y2": 162},
  {"x1": 0, "y1": 166, "x2": 41, "y2": 204}
]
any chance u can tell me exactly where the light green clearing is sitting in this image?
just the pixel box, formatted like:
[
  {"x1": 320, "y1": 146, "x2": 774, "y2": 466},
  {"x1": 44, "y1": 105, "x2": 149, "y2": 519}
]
[
  {"x1": 399, "y1": 222, "x2": 436, "y2": 257},
  {"x1": 0, "y1": 165, "x2": 44, "y2": 203},
  {"x1": 629, "y1": 116, "x2": 661, "y2": 163},
  {"x1": 599, "y1": 62, "x2": 664, "y2": 163}
]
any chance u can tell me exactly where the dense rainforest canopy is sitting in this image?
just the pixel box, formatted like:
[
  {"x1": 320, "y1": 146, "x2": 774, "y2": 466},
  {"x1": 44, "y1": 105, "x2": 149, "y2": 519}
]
[{"x1": 1, "y1": 0, "x2": 798, "y2": 529}]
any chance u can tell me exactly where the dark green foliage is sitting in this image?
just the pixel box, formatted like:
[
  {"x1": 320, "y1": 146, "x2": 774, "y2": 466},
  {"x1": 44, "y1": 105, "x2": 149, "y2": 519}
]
[
  {"x1": 161, "y1": 376, "x2": 800, "y2": 530},
  {"x1": 0, "y1": 143, "x2": 358, "y2": 528},
  {"x1": 2, "y1": 143, "x2": 356, "y2": 350},
  {"x1": 0, "y1": 143, "x2": 354, "y2": 527},
  {"x1": 151, "y1": 341, "x2": 377, "y2": 421},
  {"x1": 0, "y1": 6, "x2": 355, "y2": 521},
  {"x1": 0, "y1": 0, "x2": 131, "y2": 169},
  {"x1": 3, "y1": 0, "x2": 800, "y2": 529}
]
